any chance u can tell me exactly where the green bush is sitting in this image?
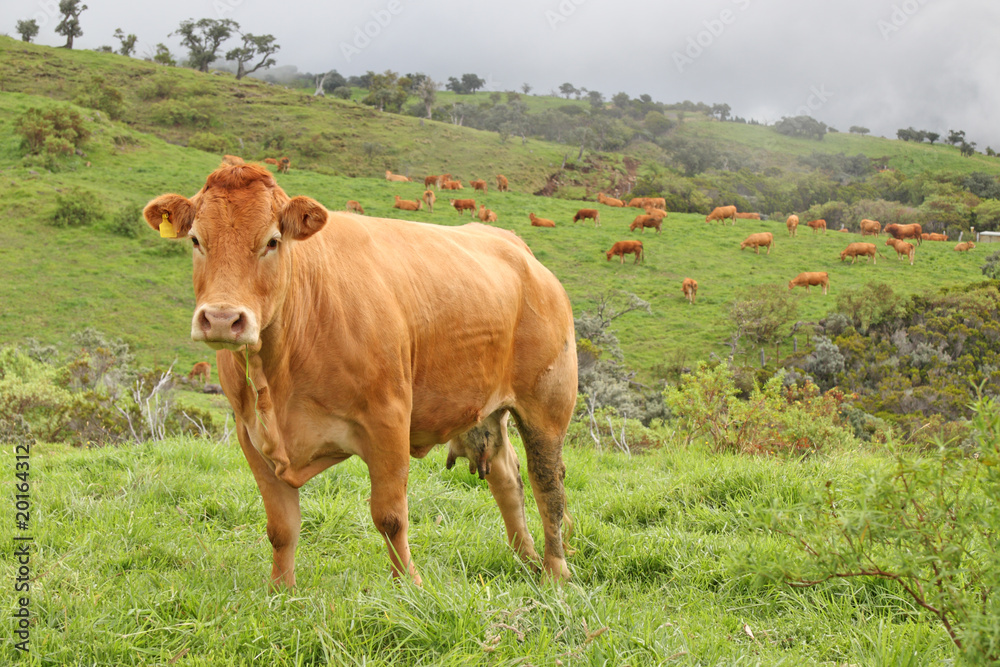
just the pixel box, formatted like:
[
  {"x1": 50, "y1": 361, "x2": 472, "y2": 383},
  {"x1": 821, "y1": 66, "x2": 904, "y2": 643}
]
[
  {"x1": 135, "y1": 75, "x2": 176, "y2": 101},
  {"x1": 187, "y1": 131, "x2": 231, "y2": 154},
  {"x1": 51, "y1": 188, "x2": 105, "y2": 228},
  {"x1": 107, "y1": 201, "x2": 146, "y2": 238},
  {"x1": 74, "y1": 75, "x2": 128, "y2": 121},
  {"x1": 14, "y1": 106, "x2": 90, "y2": 156},
  {"x1": 763, "y1": 393, "x2": 1000, "y2": 663},
  {"x1": 148, "y1": 100, "x2": 213, "y2": 128}
]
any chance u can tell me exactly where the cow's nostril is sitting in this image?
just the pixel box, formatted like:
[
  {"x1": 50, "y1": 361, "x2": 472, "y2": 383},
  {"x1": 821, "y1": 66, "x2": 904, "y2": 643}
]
[
  {"x1": 198, "y1": 310, "x2": 212, "y2": 333},
  {"x1": 231, "y1": 314, "x2": 245, "y2": 336}
]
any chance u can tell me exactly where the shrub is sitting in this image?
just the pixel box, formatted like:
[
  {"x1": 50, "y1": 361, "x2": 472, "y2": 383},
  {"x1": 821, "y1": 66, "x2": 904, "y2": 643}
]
[
  {"x1": 332, "y1": 86, "x2": 352, "y2": 99},
  {"x1": 566, "y1": 399, "x2": 667, "y2": 453},
  {"x1": 982, "y1": 250, "x2": 1000, "y2": 279},
  {"x1": 187, "y1": 132, "x2": 231, "y2": 154},
  {"x1": 51, "y1": 188, "x2": 104, "y2": 228},
  {"x1": 135, "y1": 75, "x2": 176, "y2": 101},
  {"x1": 149, "y1": 100, "x2": 212, "y2": 128},
  {"x1": 763, "y1": 393, "x2": 1000, "y2": 663},
  {"x1": 108, "y1": 201, "x2": 146, "y2": 238},
  {"x1": 14, "y1": 106, "x2": 89, "y2": 156},
  {"x1": 74, "y1": 76, "x2": 127, "y2": 121}
]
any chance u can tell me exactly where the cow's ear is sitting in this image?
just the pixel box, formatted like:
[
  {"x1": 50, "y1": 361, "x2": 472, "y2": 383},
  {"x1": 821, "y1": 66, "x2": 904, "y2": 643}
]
[
  {"x1": 144, "y1": 194, "x2": 196, "y2": 239},
  {"x1": 280, "y1": 196, "x2": 327, "y2": 241}
]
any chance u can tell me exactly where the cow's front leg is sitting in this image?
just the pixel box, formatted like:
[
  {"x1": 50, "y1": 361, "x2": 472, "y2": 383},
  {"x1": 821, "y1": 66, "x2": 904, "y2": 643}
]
[
  {"x1": 368, "y1": 445, "x2": 421, "y2": 585},
  {"x1": 236, "y1": 423, "x2": 301, "y2": 589}
]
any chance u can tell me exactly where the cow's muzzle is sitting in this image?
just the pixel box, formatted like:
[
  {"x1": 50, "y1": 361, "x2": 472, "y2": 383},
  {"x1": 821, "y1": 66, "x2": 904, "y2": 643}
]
[{"x1": 191, "y1": 304, "x2": 259, "y2": 350}]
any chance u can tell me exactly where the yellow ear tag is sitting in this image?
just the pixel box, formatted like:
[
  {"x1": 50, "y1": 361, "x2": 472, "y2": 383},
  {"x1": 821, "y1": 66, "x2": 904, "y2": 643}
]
[{"x1": 159, "y1": 212, "x2": 177, "y2": 238}]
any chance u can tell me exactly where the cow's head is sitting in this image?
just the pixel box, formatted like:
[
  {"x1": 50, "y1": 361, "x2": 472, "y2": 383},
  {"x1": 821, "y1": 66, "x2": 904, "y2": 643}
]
[{"x1": 143, "y1": 163, "x2": 327, "y2": 350}]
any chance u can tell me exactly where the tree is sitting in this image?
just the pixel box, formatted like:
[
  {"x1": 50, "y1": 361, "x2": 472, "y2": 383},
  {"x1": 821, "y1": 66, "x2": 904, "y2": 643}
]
[
  {"x1": 925, "y1": 132, "x2": 940, "y2": 144},
  {"x1": 773, "y1": 115, "x2": 827, "y2": 140},
  {"x1": 643, "y1": 111, "x2": 674, "y2": 137},
  {"x1": 612, "y1": 92, "x2": 630, "y2": 110},
  {"x1": 849, "y1": 125, "x2": 870, "y2": 135},
  {"x1": 312, "y1": 70, "x2": 346, "y2": 96},
  {"x1": 559, "y1": 82, "x2": 577, "y2": 99},
  {"x1": 152, "y1": 43, "x2": 176, "y2": 66},
  {"x1": 16, "y1": 19, "x2": 39, "y2": 43},
  {"x1": 415, "y1": 77, "x2": 439, "y2": 118},
  {"x1": 172, "y1": 18, "x2": 238, "y2": 73},
  {"x1": 55, "y1": 0, "x2": 88, "y2": 49},
  {"x1": 460, "y1": 73, "x2": 485, "y2": 94},
  {"x1": 711, "y1": 102, "x2": 732, "y2": 121},
  {"x1": 225, "y1": 32, "x2": 279, "y2": 80},
  {"x1": 113, "y1": 28, "x2": 137, "y2": 57},
  {"x1": 586, "y1": 90, "x2": 604, "y2": 109},
  {"x1": 947, "y1": 129, "x2": 966, "y2": 146},
  {"x1": 361, "y1": 70, "x2": 408, "y2": 112},
  {"x1": 521, "y1": 82, "x2": 532, "y2": 95}
]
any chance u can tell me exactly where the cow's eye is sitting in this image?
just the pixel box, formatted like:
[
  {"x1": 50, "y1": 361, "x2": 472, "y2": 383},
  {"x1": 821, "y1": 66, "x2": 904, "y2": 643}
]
[
  {"x1": 267, "y1": 238, "x2": 279, "y2": 249},
  {"x1": 191, "y1": 236, "x2": 200, "y2": 248}
]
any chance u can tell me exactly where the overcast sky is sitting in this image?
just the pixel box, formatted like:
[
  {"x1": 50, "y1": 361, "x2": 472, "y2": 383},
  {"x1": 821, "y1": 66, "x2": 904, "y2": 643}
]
[{"x1": 11, "y1": 0, "x2": 1000, "y2": 148}]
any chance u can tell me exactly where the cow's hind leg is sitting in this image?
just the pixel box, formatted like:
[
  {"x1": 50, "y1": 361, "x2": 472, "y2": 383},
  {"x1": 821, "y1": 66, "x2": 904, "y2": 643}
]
[
  {"x1": 367, "y1": 437, "x2": 421, "y2": 585},
  {"x1": 236, "y1": 424, "x2": 301, "y2": 590}
]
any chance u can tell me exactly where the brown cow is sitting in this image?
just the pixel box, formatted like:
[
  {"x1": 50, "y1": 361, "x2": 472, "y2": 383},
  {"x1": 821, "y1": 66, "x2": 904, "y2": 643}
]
[
  {"x1": 573, "y1": 209, "x2": 600, "y2": 227},
  {"x1": 786, "y1": 214, "x2": 799, "y2": 237},
  {"x1": 643, "y1": 207, "x2": 668, "y2": 221},
  {"x1": 424, "y1": 175, "x2": 439, "y2": 189},
  {"x1": 806, "y1": 219, "x2": 827, "y2": 234},
  {"x1": 788, "y1": 272, "x2": 829, "y2": 295},
  {"x1": 740, "y1": 232, "x2": 774, "y2": 255},
  {"x1": 223, "y1": 155, "x2": 244, "y2": 166},
  {"x1": 735, "y1": 212, "x2": 761, "y2": 220},
  {"x1": 264, "y1": 157, "x2": 279, "y2": 166},
  {"x1": 627, "y1": 197, "x2": 650, "y2": 208},
  {"x1": 496, "y1": 174, "x2": 509, "y2": 192},
  {"x1": 955, "y1": 241, "x2": 976, "y2": 252},
  {"x1": 436, "y1": 174, "x2": 452, "y2": 188},
  {"x1": 478, "y1": 205, "x2": 498, "y2": 223},
  {"x1": 597, "y1": 192, "x2": 625, "y2": 207},
  {"x1": 529, "y1": 213, "x2": 555, "y2": 228},
  {"x1": 605, "y1": 240, "x2": 643, "y2": 264},
  {"x1": 188, "y1": 361, "x2": 211, "y2": 383},
  {"x1": 450, "y1": 198, "x2": 476, "y2": 216},
  {"x1": 884, "y1": 223, "x2": 923, "y2": 245},
  {"x1": 860, "y1": 219, "x2": 881, "y2": 237},
  {"x1": 422, "y1": 190, "x2": 436, "y2": 213},
  {"x1": 394, "y1": 195, "x2": 422, "y2": 212},
  {"x1": 886, "y1": 238, "x2": 915, "y2": 264},
  {"x1": 706, "y1": 205, "x2": 737, "y2": 225},
  {"x1": 630, "y1": 214, "x2": 662, "y2": 234},
  {"x1": 346, "y1": 200, "x2": 365, "y2": 215},
  {"x1": 645, "y1": 197, "x2": 666, "y2": 210},
  {"x1": 143, "y1": 162, "x2": 577, "y2": 587},
  {"x1": 840, "y1": 242, "x2": 881, "y2": 264},
  {"x1": 385, "y1": 170, "x2": 410, "y2": 183},
  {"x1": 278, "y1": 157, "x2": 291, "y2": 174},
  {"x1": 682, "y1": 278, "x2": 698, "y2": 305},
  {"x1": 470, "y1": 179, "x2": 488, "y2": 194},
  {"x1": 442, "y1": 180, "x2": 463, "y2": 190},
  {"x1": 922, "y1": 233, "x2": 948, "y2": 241}
]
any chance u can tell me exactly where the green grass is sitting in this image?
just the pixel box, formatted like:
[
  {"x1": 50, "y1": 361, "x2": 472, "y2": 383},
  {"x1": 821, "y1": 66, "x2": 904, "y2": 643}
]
[{"x1": 0, "y1": 435, "x2": 959, "y2": 665}]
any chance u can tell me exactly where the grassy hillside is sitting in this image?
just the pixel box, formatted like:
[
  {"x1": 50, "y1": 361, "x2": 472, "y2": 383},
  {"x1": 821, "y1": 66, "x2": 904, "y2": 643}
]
[{"x1": 0, "y1": 90, "x2": 988, "y2": 378}]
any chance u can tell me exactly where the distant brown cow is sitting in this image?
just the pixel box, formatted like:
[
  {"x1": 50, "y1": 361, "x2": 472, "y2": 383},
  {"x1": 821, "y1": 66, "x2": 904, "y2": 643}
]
[
  {"x1": 424, "y1": 175, "x2": 440, "y2": 189},
  {"x1": 278, "y1": 157, "x2": 291, "y2": 174},
  {"x1": 529, "y1": 213, "x2": 555, "y2": 228},
  {"x1": 955, "y1": 241, "x2": 976, "y2": 252},
  {"x1": 606, "y1": 240, "x2": 643, "y2": 264},
  {"x1": 264, "y1": 157, "x2": 279, "y2": 165},
  {"x1": 860, "y1": 219, "x2": 881, "y2": 237},
  {"x1": 643, "y1": 207, "x2": 668, "y2": 220},
  {"x1": 921, "y1": 233, "x2": 948, "y2": 241},
  {"x1": 806, "y1": 219, "x2": 827, "y2": 234},
  {"x1": 393, "y1": 195, "x2": 422, "y2": 212},
  {"x1": 886, "y1": 238, "x2": 915, "y2": 265},
  {"x1": 386, "y1": 170, "x2": 410, "y2": 183},
  {"x1": 740, "y1": 232, "x2": 774, "y2": 255},
  {"x1": 840, "y1": 242, "x2": 880, "y2": 264},
  {"x1": 470, "y1": 179, "x2": 488, "y2": 194},
  {"x1": 496, "y1": 174, "x2": 509, "y2": 192},
  {"x1": 422, "y1": 190, "x2": 436, "y2": 212},
  {"x1": 682, "y1": 278, "x2": 698, "y2": 305},
  {"x1": 450, "y1": 198, "x2": 477, "y2": 215},
  {"x1": 706, "y1": 205, "x2": 737, "y2": 225},
  {"x1": 573, "y1": 209, "x2": 600, "y2": 227},
  {"x1": 222, "y1": 155, "x2": 244, "y2": 165},
  {"x1": 788, "y1": 272, "x2": 829, "y2": 295},
  {"x1": 630, "y1": 214, "x2": 662, "y2": 234},
  {"x1": 884, "y1": 223, "x2": 923, "y2": 245},
  {"x1": 735, "y1": 212, "x2": 761, "y2": 220},
  {"x1": 478, "y1": 205, "x2": 498, "y2": 223},
  {"x1": 346, "y1": 200, "x2": 365, "y2": 215},
  {"x1": 597, "y1": 192, "x2": 625, "y2": 207},
  {"x1": 786, "y1": 214, "x2": 799, "y2": 237},
  {"x1": 441, "y1": 180, "x2": 463, "y2": 190},
  {"x1": 646, "y1": 197, "x2": 666, "y2": 209},
  {"x1": 188, "y1": 361, "x2": 211, "y2": 383}
]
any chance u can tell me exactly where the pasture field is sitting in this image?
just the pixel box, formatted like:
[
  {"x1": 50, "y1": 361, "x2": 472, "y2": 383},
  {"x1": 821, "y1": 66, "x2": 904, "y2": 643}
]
[
  {"x1": 0, "y1": 89, "x2": 986, "y2": 379},
  {"x1": 0, "y1": 434, "x2": 960, "y2": 665}
]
